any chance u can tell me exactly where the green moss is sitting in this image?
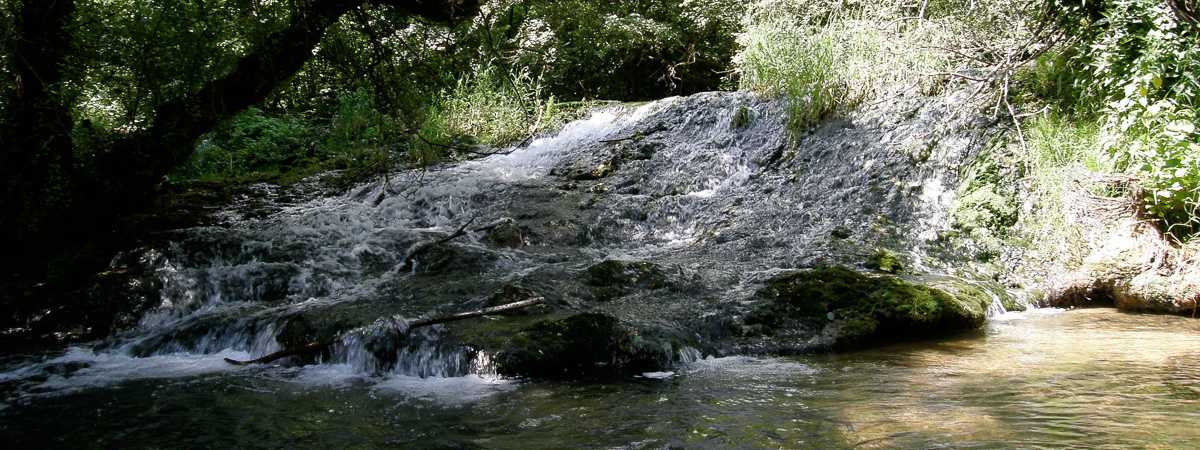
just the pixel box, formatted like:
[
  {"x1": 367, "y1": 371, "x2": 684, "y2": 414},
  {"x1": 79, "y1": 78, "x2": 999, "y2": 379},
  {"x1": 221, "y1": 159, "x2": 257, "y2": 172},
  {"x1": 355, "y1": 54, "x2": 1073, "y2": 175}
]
[
  {"x1": 730, "y1": 105, "x2": 754, "y2": 130},
  {"x1": 865, "y1": 248, "x2": 904, "y2": 274},
  {"x1": 483, "y1": 285, "x2": 550, "y2": 316},
  {"x1": 483, "y1": 313, "x2": 667, "y2": 379},
  {"x1": 954, "y1": 186, "x2": 1018, "y2": 232},
  {"x1": 747, "y1": 267, "x2": 991, "y2": 348},
  {"x1": 486, "y1": 221, "x2": 525, "y2": 248}
]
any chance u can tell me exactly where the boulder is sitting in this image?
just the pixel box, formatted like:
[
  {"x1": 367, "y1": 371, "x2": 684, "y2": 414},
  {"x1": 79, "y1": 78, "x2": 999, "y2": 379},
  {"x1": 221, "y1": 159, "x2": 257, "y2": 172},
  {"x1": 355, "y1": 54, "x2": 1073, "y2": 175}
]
[
  {"x1": 742, "y1": 266, "x2": 992, "y2": 350},
  {"x1": 585, "y1": 259, "x2": 669, "y2": 301},
  {"x1": 489, "y1": 313, "x2": 673, "y2": 378}
]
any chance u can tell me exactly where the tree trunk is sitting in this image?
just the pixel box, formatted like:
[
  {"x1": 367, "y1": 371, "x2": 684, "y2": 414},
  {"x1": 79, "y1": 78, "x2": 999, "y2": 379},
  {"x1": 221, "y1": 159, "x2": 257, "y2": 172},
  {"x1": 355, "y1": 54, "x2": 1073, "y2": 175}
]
[{"x1": 0, "y1": 0, "x2": 479, "y2": 342}]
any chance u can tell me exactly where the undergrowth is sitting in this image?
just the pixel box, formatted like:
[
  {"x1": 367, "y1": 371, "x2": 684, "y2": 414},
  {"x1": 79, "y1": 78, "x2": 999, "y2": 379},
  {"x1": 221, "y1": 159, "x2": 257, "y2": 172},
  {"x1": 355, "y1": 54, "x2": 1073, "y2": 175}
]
[
  {"x1": 734, "y1": 1, "x2": 993, "y2": 141},
  {"x1": 179, "y1": 65, "x2": 584, "y2": 184},
  {"x1": 1042, "y1": 0, "x2": 1200, "y2": 240},
  {"x1": 412, "y1": 64, "x2": 584, "y2": 166}
]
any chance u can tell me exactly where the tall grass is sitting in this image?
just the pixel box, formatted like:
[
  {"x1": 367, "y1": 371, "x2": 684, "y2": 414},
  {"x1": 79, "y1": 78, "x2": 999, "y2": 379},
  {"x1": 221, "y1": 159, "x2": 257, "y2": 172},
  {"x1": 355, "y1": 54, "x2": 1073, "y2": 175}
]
[
  {"x1": 734, "y1": 2, "x2": 955, "y2": 140},
  {"x1": 411, "y1": 64, "x2": 584, "y2": 166},
  {"x1": 1016, "y1": 114, "x2": 1108, "y2": 266}
]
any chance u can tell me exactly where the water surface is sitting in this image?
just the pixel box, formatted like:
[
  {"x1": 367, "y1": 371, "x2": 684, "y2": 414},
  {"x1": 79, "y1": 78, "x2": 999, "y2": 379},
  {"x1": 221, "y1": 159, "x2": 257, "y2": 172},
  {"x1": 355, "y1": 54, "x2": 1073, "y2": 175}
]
[{"x1": 4, "y1": 308, "x2": 1198, "y2": 449}]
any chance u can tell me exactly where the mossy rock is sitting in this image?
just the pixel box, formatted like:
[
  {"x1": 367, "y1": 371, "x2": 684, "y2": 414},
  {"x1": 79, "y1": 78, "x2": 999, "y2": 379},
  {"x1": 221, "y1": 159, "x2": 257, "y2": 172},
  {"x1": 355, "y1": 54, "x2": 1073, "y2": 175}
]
[
  {"x1": 487, "y1": 313, "x2": 670, "y2": 378},
  {"x1": 585, "y1": 260, "x2": 669, "y2": 301},
  {"x1": 865, "y1": 248, "x2": 904, "y2": 274},
  {"x1": 484, "y1": 285, "x2": 551, "y2": 316},
  {"x1": 953, "y1": 186, "x2": 1018, "y2": 232},
  {"x1": 730, "y1": 105, "x2": 755, "y2": 130},
  {"x1": 486, "y1": 220, "x2": 525, "y2": 248},
  {"x1": 745, "y1": 266, "x2": 991, "y2": 349}
]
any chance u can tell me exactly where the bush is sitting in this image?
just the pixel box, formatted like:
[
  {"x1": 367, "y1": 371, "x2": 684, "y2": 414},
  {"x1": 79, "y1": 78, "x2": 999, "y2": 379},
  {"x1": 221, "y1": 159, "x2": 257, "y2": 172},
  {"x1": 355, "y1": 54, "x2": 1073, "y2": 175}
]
[
  {"x1": 182, "y1": 108, "x2": 316, "y2": 181},
  {"x1": 180, "y1": 89, "x2": 406, "y2": 183},
  {"x1": 734, "y1": 1, "x2": 957, "y2": 140},
  {"x1": 738, "y1": 25, "x2": 856, "y2": 135},
  {"x1": 321, "y1": 88, "x2": 404, "y2": 176},
  {"x1": 1049, "y1": 0, "x2": 1200, "y2": 238},
  {"x1": 412, "y1": 64, "x2": 588, "y2": 166},
  {"x1": 506, "y1": 0, "x2": 746, "y2": 101}
]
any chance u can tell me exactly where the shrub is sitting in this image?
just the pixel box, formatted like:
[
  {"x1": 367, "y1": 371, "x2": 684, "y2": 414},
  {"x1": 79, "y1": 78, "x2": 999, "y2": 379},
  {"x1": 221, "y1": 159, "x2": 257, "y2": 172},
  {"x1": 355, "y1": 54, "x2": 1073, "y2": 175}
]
[
  {"x1": 733, "y1": 1, "x2": 966, "y2": 140},
  {"x1": 738, "y1": 25, "x2": 857, "y2": 135},
  {"x1": 321, "y1": 88, "x2": 404, "y2": 176},
  {"x1": 412, "y1": 64, "x2": 589, "y2": 166},
  {"x1": 505, "y1": 0, "x2": 746, "y2": 100},
  {"x1": 180, "y1": 89, "x2": 406, "y2": 183},
  {"x1": 182, "y1": 108, "x2": 316, "y2": 181},
  {"x1": 1049, "y1": 0, "x2": 1200, "y2": 238}
]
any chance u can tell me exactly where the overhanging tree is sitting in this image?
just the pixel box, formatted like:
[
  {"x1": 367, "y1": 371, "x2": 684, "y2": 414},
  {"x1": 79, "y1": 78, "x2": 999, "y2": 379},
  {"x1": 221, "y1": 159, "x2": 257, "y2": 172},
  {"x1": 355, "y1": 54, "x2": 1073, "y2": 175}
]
[{"x1": 0, "y1": 0, "x2": 479, "y2": 334}]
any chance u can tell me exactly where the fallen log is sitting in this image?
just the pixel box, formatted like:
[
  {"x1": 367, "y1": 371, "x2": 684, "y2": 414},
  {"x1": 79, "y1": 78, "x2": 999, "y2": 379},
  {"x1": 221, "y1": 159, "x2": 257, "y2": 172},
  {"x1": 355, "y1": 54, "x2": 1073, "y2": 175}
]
[{"x1": 223, "y1": 297, "x2": 544, "y2": 366}]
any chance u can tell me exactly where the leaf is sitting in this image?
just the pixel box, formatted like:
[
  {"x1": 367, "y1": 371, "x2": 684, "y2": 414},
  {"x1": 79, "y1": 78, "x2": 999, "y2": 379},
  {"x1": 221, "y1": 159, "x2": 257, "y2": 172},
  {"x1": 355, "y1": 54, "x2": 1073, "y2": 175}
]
[{"x1": 1166, "y1": 120, "x2": 1195, "y2": 135}]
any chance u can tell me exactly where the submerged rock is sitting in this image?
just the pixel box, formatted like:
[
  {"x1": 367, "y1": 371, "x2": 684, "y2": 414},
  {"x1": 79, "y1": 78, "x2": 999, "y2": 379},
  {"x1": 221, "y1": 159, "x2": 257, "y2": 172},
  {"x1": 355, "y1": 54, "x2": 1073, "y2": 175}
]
[
  {"x1": 742, "y1": 266, "x2": 991, "y2": 351},
  {"x1": 484, "y1": 285, "x2": 551, "y2": 315}
]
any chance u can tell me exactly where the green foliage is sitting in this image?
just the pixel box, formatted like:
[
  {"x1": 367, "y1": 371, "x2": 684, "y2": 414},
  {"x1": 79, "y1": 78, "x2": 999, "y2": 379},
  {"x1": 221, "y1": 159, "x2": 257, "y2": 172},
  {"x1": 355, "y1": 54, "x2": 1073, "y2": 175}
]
[
  {"x1": 0, "y1": 2, "x2": 12, "y2": 118},
  {"x1": 734, "y1": 1, "x2": 977, "y2": 140},
  {"x1": 1049, "y1": 0, "x2": 1200, "y2": 238},
  {"x1": 430, "y1": 66, "x2": 530, "y2": 142},
  {"x1": 322, "y1": 88, "x2": 404, "y2": 175},
  {"x1": 180, "y1": 89, "x2": 404, "y2": 183},
  {"x1": 412, "y1": 64, "x2": 588, "y2": 166},
  {"x1": 953, "y1": 159, "x2": 1020, "y2": 235},
  {"x1": 181, "y1": 108, "x2": 316, "y2": 182},
  {"x1": 67, "y1": 0, "x2": 292, "y2": 130},
  {"x1": 739, "y1": 27, "x2": 857, "y2": 136},
  {"x1": 1007, "y1": 113, "x2": 1107, "y2": 271},
  {"x1": 866, "y1": 249, "x2": 905, "y2": 274},
  {"x1": 505, "y1": 0, "x2": 746, "y2": 100}
]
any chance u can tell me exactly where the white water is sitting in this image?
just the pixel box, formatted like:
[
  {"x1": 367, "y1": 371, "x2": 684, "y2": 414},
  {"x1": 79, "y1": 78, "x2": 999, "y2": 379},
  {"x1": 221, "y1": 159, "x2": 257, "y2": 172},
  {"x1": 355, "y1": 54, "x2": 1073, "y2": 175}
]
[{"x1": 3, "y1": 89, "x2": 1013, "y2": 403}]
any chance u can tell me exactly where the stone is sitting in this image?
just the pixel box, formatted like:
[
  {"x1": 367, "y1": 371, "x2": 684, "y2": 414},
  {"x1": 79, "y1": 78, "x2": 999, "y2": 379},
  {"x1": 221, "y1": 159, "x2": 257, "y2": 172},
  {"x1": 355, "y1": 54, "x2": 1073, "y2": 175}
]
[
  {"x1": 585, "y1": 259, "x2": 669, "y2": 301},
  {"x1": 743, "y1": 266, "x2": 991, "y2": 350}
]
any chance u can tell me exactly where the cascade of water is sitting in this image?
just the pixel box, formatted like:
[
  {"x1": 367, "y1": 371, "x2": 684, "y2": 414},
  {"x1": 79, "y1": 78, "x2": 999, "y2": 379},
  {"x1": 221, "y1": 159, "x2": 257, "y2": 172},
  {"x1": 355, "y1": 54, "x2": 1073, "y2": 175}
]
[{"x1": 1, "y1": 89, "x2": 1012, "y2": 396}]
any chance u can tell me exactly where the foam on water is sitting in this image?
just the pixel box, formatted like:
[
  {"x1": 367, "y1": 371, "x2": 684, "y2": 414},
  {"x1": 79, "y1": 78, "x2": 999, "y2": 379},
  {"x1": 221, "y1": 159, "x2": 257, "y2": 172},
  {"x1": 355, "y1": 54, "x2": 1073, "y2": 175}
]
[
  {"x1": 0, "y1": 347, "x2": 253, "y2": 398},
  {"x1": 373, "y1": 374, "x2": 516, "y2": 405}
]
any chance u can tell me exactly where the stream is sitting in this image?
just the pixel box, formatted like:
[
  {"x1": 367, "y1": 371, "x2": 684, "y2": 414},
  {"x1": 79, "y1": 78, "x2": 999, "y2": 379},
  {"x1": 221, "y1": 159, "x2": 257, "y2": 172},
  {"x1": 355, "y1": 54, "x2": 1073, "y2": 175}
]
[
  {"x1": 2, "y1": 90, "x2": 1197, "y2": 448},
  {"x1": 3, "y1": 308, "x2": 1198, "y2": 448}
]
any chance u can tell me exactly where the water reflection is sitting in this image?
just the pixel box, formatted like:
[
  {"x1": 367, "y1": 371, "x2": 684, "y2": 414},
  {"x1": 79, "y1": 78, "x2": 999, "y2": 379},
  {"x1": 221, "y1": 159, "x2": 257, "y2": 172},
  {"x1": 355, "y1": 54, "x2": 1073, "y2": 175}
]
[{"x1": 3, "y1": 308, "x2": 1199, "y2": 449}]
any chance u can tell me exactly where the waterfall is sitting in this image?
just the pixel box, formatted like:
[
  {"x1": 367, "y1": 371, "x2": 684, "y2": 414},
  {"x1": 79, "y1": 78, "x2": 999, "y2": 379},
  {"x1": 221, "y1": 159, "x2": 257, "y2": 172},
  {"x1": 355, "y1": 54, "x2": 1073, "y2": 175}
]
[{"x1": 1, "y1": 89, "x2": 1012, "y2": 396}]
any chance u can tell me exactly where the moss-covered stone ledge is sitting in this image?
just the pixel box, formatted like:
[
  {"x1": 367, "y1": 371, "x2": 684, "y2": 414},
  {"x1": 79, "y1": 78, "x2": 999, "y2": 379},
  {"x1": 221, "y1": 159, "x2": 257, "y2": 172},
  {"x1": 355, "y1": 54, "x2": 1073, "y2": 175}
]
[
  {"x1": 457, "y1": 312, "x2": 683, "y2": 379},
  {"x1": 739, "y1": 266, "x2": 995, "y2": 351}
]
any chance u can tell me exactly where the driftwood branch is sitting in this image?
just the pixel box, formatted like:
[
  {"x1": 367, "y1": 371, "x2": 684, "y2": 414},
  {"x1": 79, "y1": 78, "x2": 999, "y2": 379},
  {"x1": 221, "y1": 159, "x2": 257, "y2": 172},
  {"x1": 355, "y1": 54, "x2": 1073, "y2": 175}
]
[
  {"x1": 223, "y1": 297, "x2": 544, "y2": 366},
  {"x1": 400, "y1": 217, "x2": 477, "y2": 270},
  {"x1": 407, "y1": 297, "x2": 543, "y2": 328}
]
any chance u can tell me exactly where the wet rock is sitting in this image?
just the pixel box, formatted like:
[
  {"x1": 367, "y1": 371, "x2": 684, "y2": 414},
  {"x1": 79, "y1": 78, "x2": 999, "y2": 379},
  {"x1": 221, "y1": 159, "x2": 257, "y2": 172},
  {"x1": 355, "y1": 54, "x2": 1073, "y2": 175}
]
[
  {"x1": 553, "y1": 156, "x2": 619, "y2": 181},
  {"x1": 66, "y1": 249, "x2": 177, "y2": 339},
  {"x1": 485, "y1": 285, "x2": 551, "y2": 316},
  {"x1": 409, "y1": 244, "x2": 497, "y2": 274},
  {"x1": 742, "y1": 266, "x2": 991, "y2": 350},
  {"x1": 585, "y1": 260, "x2": 669, "y2": 301},
  {"x1": 489, "y1": 313, "x2": 672, "y2": 378},
  {"x1": 1107, "y1": 267, "x2": 1200, "y2": 315},
  {"x1": 485, "y1": 220, "x2": 526, "y2": 248},
  {"x1": 830, "y1": 226, "x2": 852, "y2": 239},
  {"x1": 864, "y1": 248, "x2": 904, "y2": 274}
]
